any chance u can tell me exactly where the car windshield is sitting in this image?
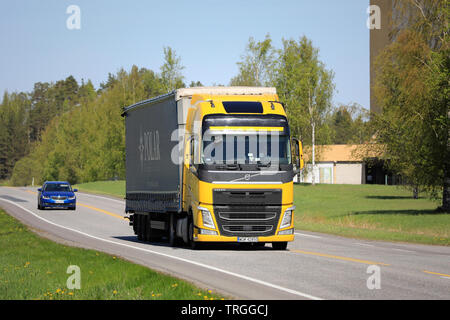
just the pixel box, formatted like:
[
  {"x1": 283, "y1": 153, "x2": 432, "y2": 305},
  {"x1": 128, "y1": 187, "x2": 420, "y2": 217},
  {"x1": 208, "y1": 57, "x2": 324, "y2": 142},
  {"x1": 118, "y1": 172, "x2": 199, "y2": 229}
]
[
  {"x1": 44, "y1": 183, "x2": 72, "y2": 192},
  {"x1": 202, "y1": 132, "x2": 291, "y2": 166}
]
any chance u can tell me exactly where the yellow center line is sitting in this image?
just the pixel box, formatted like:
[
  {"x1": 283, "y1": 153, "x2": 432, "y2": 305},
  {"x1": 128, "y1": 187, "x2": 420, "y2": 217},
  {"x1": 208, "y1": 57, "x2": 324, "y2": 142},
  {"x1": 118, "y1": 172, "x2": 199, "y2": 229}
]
[
  {"x1": 291, "y1": 249, "x2": 390, "y2": 266},
  {"x1": 23, "y1": 189, "x2": 126, "y2": 221},
  {"x1": 77, "y1": 203, "x2": 127, "y2": 221},
  {"x1": 423, "y1": 270, "x2": 450, "y2": 278}
]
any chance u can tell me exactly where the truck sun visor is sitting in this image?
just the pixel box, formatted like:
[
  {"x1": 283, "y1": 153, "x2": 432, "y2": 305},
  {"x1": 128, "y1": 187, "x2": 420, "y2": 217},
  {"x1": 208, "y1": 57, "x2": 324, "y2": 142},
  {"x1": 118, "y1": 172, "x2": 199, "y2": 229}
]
[{"x1": 222, "y1": 101, "x2": 263, "y2": 114}]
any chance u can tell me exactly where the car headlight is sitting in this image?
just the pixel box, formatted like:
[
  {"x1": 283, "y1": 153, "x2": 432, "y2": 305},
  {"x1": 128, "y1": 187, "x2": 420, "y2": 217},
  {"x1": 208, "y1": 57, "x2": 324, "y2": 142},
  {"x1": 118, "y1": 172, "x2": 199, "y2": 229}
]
[
  {"x1": 198, "y1": 206, "x2": 215, "y2": 229},
  {"x1": 42, "y1": 196, "x2": 50, "y2": 200},
  {"x1": 68, "y1": 196, "x2": 76, "y2": 200},
  {"x1": 280, "y1": 206, "x2": 295, "y2": 229}
]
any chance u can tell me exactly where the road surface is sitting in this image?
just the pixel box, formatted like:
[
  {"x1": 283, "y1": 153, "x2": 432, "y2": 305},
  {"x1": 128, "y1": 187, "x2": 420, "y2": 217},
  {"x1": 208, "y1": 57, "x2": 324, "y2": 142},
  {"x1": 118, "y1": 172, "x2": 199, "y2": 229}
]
[{"x1": 0, "y1": 186, "x2": 449, "y2": 300}]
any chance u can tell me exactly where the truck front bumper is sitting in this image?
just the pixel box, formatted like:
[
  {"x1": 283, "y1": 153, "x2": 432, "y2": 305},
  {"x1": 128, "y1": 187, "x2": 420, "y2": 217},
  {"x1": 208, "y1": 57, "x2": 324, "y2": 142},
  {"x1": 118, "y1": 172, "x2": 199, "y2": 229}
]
[{"x1": 194, "y1": 233, "x2": 294, "y2": 243}]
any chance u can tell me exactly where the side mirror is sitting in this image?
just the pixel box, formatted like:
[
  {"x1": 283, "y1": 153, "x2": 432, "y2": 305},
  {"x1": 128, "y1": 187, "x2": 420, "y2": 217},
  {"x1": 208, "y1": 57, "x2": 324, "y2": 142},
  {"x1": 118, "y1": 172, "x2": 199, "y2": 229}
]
[
  {"x1": 292, "y1": 138, "x2": 304, "y2": 172},
  {"x1": 37, "y1": 188, "x2": 42, "y2": 192},
  {"x1": 73, "y1": 189, "x2": 78, "y2": 192}
]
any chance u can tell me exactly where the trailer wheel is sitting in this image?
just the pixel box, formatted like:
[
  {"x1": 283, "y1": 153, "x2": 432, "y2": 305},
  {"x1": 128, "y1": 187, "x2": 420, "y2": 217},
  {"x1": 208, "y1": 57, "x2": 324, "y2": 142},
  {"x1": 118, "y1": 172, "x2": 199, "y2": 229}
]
[
  {"x1": 137, "y1": 215, "x2": 144, "y2": 241},
  {"x1": 132, "y1": 214, "x2": 137, "y2": 234},
  {"x1": 143, "y1": 215, "x2": 150, "y2": 242}
]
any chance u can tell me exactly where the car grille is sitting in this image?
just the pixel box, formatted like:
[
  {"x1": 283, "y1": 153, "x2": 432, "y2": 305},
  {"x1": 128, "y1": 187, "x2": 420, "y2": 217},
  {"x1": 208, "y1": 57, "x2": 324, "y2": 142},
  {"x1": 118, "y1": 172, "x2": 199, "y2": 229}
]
[{"x1": 51, "y1": 196, "x2": 67, "y2": 200}]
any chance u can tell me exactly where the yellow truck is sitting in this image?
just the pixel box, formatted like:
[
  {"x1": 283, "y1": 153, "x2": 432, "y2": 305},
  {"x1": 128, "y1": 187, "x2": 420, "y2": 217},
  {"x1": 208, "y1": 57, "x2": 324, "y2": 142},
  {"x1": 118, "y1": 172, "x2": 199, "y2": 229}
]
[{"x1": 122, "y1": 87, "x2": 303, "y2": 249}]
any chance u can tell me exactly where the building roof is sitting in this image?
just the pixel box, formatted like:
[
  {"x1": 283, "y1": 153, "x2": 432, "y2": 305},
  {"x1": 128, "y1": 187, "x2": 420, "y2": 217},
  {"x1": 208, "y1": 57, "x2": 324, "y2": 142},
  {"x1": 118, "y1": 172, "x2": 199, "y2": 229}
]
[{"x1": 303, "y1": 144, "x2": 384, "y2": 162}]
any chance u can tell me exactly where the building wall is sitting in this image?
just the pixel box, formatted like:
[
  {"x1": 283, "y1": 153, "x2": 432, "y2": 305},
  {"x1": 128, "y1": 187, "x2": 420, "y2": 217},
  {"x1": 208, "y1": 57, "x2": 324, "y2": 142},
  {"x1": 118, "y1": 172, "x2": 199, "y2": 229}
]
[
  {"x1": 299, "y1": 162, "x2": 365, "y2": 185},
  {"x1": 300, "y1": 163, "x2": 334, "y2": 184},
  {"x1": 335, "y1": 163, "x2": 364, "y2": 185}
]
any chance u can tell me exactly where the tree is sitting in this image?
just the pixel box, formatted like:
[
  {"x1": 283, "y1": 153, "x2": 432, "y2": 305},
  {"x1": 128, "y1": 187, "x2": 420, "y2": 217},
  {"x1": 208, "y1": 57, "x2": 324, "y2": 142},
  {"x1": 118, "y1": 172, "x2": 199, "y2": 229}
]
[
  {"x1": 230, "y1": 34, "x2": 275, "y2": 87},
  {"x1": 331, "y1": 104, "x2": 371, "y2": 144},
  {"x1": 160, "y1": 47, "x2": 185, "y2": 92},
  {"x1": 0, "y1": 91, "x2": 30, "y2": 180},
  {"x1": 373, "y1": 29, "x2": 448, "y2": 209},
  {"x1": 274, "y1": 36, "x2": 335, "y2": 185},
  {"x1": 372, "y1": 0, "x2": 448, "y2": 210},
  {"x1": 332, "y1": 106, "x2": 354, "y2": 144}
]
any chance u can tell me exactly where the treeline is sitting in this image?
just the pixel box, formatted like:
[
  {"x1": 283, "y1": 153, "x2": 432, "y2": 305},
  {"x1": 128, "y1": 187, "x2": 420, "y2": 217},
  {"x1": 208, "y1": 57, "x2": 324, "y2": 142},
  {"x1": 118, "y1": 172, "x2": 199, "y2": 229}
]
[
  {"x1": 0, "y1": 75, "x2": 93, "y2": 181},
  {"x1": 2, "y1": 39, "x2": 370, "y2": 186},
  {"x1": 3, "y1": 47, "x2": 189, "y2": 185}
]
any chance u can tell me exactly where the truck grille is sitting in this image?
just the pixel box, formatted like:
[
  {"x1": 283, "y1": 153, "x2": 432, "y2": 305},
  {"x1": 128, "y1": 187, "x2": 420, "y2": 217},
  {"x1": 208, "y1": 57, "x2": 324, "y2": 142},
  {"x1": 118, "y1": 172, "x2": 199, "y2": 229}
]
[
  {"x1": 213, "y1": 189, "x2": 282, "y2": 237},
  {"x1": 218, "y1": 211, "x2": 277, "y2": 221},
  {"x1": 222, "y1": 225, "x2": 273, "y2": 233}
]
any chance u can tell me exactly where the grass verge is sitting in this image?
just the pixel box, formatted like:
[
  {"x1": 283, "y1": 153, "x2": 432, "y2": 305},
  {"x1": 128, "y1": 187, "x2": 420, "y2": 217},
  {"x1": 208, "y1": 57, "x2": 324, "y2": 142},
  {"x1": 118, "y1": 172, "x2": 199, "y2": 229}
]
[
  {"x1": 294, "y1": 184, "x2": 448, "y2": 245},
  {"x1": 73, "y1": 180, "x2": 125, "y2": 198},
  {"x1": 0, "y1": 208, "x2": 224, "y2": 300}
]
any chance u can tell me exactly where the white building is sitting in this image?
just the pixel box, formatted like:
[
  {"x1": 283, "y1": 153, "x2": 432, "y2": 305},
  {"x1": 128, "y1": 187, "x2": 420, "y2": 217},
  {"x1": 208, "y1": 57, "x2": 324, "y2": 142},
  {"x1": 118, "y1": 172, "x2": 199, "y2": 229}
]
[{"x1": 299, "y1": 145, "x2": 377, "y2": 185}]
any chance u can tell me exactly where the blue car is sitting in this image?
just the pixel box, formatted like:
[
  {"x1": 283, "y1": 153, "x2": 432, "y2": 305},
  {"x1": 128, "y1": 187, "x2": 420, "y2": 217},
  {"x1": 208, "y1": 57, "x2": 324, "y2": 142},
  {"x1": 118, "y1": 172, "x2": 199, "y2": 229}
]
[{"x1": 37, "y1": 181, "x2": 77, "y2": 210}]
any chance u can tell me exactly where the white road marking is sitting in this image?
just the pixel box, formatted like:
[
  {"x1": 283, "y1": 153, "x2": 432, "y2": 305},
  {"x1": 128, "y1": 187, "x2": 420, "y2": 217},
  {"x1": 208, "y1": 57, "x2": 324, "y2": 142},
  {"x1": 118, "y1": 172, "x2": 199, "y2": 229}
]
[
  {"x1": 0, "y1": 198, "x2": 323, "y2": 300},
  {"x1": 354, "y1": 243, "x2": 375, "y2": 247},
  {"x1": 294, "y1": 232, "x2": 322, "y2": 239},
  {"x1": 391, "y1": 248, "x2": 415, "y2": 253}
]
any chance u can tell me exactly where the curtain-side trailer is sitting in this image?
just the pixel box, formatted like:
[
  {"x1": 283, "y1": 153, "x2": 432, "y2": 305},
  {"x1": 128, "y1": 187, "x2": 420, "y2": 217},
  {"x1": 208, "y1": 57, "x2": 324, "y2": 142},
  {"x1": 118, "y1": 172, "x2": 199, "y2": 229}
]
[{"x1": 122, "y1": 87, "x2": 303, "y2": 249}]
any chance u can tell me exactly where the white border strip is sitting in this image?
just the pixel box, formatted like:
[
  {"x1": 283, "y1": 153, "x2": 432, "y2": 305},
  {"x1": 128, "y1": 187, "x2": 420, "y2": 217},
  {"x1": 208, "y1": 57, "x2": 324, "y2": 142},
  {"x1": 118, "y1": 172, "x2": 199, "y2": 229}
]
[{"x1": 0, "y1": 198, "x2": 323, "y2": 300}]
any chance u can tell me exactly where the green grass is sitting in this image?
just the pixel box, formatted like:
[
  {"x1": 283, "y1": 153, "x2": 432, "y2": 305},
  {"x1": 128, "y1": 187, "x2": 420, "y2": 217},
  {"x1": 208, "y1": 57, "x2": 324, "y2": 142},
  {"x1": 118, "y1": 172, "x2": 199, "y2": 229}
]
[
  {"x1": 74, "y1": 180, "x2": 125, "y2": 198},
  {"x1": 75, "y1": 180, "x2": 449, "y2": 245},
  {"x1": 294, "y1": 184, "x2": 448, "y2": 245},
  {"x1": 0, "y1": 209, "x2": 224, "y2": 300}
]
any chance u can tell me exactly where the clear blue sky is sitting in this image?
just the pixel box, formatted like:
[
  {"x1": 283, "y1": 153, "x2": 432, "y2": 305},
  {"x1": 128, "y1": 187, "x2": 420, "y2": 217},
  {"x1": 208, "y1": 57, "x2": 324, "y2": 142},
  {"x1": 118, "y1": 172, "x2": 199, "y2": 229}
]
[{"x1": 0, "y1": 0, "x2": 370, "y2": 108}]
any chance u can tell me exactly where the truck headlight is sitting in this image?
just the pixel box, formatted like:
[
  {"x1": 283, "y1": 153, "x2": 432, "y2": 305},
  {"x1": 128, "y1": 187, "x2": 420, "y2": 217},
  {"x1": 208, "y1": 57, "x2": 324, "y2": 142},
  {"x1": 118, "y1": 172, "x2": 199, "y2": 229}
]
[
  {"x1": 198, "y1": 206, "x2": 215, "y2": 229},
  {"x1": 280, "y1": 206, "x2": 295, "y2": 229}
]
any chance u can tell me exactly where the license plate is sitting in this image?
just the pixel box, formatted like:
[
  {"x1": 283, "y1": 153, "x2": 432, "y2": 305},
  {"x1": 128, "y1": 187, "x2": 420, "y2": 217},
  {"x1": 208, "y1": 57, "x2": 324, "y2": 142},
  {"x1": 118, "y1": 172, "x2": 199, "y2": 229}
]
[
  {"x1": 238, "y1": 237, "x2": 258, "y2": 243},
  {"x1": 54, "y1": 200, "x2": 64, "y2": 204}
]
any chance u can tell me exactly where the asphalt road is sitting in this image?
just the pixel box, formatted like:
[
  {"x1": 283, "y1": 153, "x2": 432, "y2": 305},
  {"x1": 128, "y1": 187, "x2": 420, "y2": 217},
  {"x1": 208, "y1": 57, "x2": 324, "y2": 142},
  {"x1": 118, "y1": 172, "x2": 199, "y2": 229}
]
[{"x1": 1, "y1": 186, "x2": 449, "y2": 300}]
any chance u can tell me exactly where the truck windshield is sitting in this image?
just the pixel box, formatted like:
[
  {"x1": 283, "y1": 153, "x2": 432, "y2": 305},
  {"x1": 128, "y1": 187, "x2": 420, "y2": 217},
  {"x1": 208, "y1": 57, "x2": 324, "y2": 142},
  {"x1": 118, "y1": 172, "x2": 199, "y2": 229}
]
[{"x1": 202, "y1": 132, "x2": 291, "y2": 166}]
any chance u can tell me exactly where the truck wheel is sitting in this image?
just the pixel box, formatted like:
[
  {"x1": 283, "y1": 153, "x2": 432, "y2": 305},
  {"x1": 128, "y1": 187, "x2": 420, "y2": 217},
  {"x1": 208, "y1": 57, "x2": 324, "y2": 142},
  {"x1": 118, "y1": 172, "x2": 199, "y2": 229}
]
[
  {"x1": 189, "y1": 219, "x2": 201, "y2": 250},
  {"x1": 132, "y1": 214, "x2": 138, "y2": 234},
  {"x1": 142, "y1": 215, "x2": 150, "y2": 242},
  {"x1": 272, "y1": 242, "x2": 288, "y2": 250},
  {"x1": 169, "y1": 213, "x2": 178, "y2": 247}
]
